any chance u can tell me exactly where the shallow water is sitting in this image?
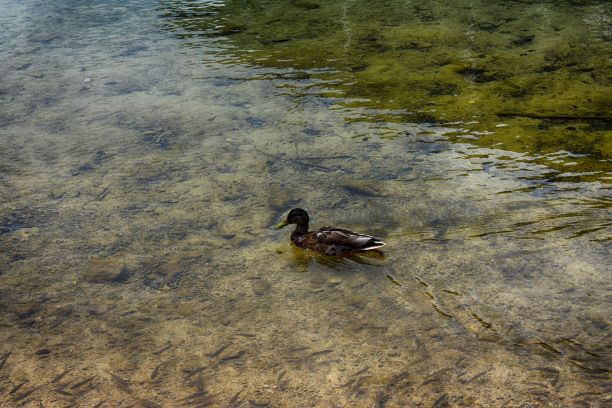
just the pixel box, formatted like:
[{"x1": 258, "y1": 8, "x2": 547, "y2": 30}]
[{"x1": 0, "y1": 0, "x2": 610, "y2": 407}]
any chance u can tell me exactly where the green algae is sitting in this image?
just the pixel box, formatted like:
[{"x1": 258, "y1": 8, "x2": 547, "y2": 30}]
[
  {"x1": 1, "y1": 0, "x2": 611, "y2": 406},
  {"x1": 161, "y1": 0, "x2": 612, "y2": 179}
]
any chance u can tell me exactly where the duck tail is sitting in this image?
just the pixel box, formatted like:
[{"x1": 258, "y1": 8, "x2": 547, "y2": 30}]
[{"x1": 362, "y1": 239, "x2": 386, "y2": 251}]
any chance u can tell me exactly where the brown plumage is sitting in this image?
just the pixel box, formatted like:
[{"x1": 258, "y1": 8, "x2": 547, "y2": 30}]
[{"x1": 276, "y1": 208, "x2": 386, "y2": 256}]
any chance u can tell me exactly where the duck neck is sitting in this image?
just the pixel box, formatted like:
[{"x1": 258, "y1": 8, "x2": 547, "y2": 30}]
[{"x1": 292, "y1": 222, "x2": 309, "y2": 236}]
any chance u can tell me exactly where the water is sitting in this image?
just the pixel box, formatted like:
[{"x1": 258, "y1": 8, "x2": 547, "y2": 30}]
[{"x1": 0, "y1": 0, "x2": 610, "y2": 406}]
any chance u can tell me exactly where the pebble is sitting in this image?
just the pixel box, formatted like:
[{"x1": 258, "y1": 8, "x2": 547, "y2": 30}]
[
  {"x1": 83, "y1": 258, "x2": 129, "y2": 283},
  {"x1": 251, "y1": 280, "x2": 271, "y2": 296},
  {"x1": 10, "y1": 227, "x2": 39, "y2": 241},
  {"x1": 158, "y1": 251, "x2": 200, "y2": 276},
  {"x1": 13, "y1": 46, "x2": 40, "y2": 55},
  {"x1": 49, "y1": 303, "x2": 73, "y2": 317},
  {"x1": 27, "y1": 71, "x2": 44, "y2": 79},
  {"x1": 29, "y1": 33, "x2": 59, "y2": 43},
  {"x1": 13, "y1": 303, "x2": 40, "y2": 319}
]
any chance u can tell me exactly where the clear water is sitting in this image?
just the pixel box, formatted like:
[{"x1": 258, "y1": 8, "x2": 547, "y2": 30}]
[{"x1": 0, "y1": 0, "x2": 610, "y2": 407}]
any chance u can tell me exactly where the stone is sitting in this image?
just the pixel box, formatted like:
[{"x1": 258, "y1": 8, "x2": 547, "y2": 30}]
[
  {"x1": 29, "y1": 33, "x2": 59, "y2": 43},
  {"x1": 27, "y1": 71, "x2": 44, "y2": 79},
  {"x1": 11, "y1": 227, "x2": 39, "y2": 241},
  {"x1": 50, "y1": 303, "x2": 73, "y2": 317},
  {"x1": 251, "y1": 280, "x2": 271, "y2": 296},
  {"x1": 158, "y1": 252, "x2": 200, "y2": 276},
  {"x1": 14, "y1": 303, "x2": 40, "y2": 319},
  {"x1": 83, "y1": 258, "x2": 129, "y2": 283}
]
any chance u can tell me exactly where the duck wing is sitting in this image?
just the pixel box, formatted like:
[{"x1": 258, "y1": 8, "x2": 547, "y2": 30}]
[{"x1": 316, "y1": 227, "x2": 385, "y2": 251}]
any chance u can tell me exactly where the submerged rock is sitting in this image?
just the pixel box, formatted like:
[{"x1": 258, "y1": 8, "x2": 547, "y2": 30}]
[
  {"x1": 13, "y1": 302, "x2": 40, "y2": 319},
  {"x1": 28, "y1": 33, "x2": 59, "y2": 43},
  {"x1": 10, "y1": 227, "x2": 39, "y2": 241},
  {"x1": 83, "y1": 258, "x2": 129, "y2": 283},
  {"x1": 158, "y1": 251, "x2": 201, "y2": 276}
]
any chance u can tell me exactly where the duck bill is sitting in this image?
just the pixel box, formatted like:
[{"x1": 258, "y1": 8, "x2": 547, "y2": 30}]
[{"x1": 276, "y1": 220, "x2": 289, "y2": 229}]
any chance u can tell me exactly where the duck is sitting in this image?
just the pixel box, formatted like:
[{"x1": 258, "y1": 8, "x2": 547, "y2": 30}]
[{"x1": 276, "y1": 208, "x2": 386, "y2": 256}]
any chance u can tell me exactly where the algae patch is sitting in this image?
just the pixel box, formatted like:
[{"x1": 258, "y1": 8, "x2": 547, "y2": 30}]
[{"x1": 161, "y1": 0, "x2": 612, "y2": 178}]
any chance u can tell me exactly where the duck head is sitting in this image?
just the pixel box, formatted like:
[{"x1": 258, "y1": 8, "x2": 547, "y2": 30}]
[{"x1": 276, "y1": 208, "x2": 309, "y2": 230}]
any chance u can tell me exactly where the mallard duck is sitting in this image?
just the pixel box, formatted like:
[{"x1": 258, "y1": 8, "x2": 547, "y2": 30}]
[{"x1": 276, "y1": 208, "x2": 386, "y2": 256}]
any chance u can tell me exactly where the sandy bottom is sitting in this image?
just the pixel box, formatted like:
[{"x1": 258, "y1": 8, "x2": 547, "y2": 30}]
[{"x1": 0, "y1": 0, "x2": 609, "y2": 407}]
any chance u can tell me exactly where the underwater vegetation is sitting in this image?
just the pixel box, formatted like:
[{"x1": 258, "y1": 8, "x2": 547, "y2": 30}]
[
  {"x1": 160, "y1": 0, "x2": 612, "y2": 180},
  {"x1": 0, "y1": 0, "x2": 610, "y2": 406}
]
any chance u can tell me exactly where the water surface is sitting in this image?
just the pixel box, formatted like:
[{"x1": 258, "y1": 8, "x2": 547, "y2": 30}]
[{"x1": 0, "y1": 0, "x2": 610, "y2": 407}]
